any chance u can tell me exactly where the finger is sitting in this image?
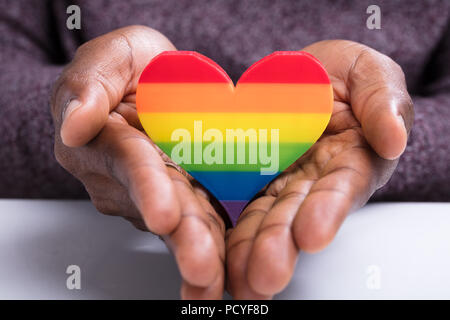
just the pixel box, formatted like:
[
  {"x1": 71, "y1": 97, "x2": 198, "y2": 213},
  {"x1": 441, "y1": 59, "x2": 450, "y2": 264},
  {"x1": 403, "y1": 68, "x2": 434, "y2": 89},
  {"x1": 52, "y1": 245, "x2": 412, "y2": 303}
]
[
  {"x1": 303, "y1": 40, "x2": 414, "y2": 160},
  {"x1": 98, "y1": 121, "x2": 180, "y2": 235},
  {"x1": 52, "y1": 25, "x2": 176, "y2": 147},
  {"x1": 193, "y1": 186, "x2": 226, "y2": 264},
  {"x1": 164, "y1": 169, "x2": 223, "y2": 288},
  {"x1": 226, "y1": 197, "x2": 274, "y2": 300},
  {"x1": 246, "y1": 178, "x2": 314, "y2": 295},
  {"x1": 114, "y1": 100, "x2": 144, "y2": 130},
  {"x1": 179, "y1": 189, "x2": 225, "y2": 299},
  {"x1": 292, "y1": 147, "x2": 384, "y2": 253}
]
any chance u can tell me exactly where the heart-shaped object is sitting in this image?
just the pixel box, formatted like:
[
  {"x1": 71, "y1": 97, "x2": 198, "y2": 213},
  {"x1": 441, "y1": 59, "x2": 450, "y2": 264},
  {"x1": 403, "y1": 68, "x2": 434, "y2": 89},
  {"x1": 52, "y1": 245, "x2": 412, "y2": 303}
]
[{"x1": 136, "y1": 51, "x2": 333, "y2": 224}]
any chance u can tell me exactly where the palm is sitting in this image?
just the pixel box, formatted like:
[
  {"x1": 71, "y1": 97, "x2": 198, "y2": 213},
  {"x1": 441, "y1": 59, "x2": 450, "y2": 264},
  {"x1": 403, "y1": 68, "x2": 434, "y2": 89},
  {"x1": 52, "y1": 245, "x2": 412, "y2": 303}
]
[
  {"x1": 225, "y1": 40, "x2": 412, "y2": 299},
  {"x1": 225, "y1": 94, "x2": 382, "y2": 299}
]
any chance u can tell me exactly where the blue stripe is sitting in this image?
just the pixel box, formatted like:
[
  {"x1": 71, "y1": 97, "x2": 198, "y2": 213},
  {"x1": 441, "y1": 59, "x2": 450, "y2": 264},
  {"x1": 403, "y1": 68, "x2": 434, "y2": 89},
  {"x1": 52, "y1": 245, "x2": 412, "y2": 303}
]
[{"x1": 190, "y1": 171, "x2": 279, "y2": 201}]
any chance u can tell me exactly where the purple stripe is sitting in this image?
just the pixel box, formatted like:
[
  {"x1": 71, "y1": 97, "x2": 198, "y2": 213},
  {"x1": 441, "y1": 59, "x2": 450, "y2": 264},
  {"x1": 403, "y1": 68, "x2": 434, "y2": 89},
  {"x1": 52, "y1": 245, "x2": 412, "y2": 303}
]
[{"x1": 220, "y1": 200, "x2": 249, "y2": 226}]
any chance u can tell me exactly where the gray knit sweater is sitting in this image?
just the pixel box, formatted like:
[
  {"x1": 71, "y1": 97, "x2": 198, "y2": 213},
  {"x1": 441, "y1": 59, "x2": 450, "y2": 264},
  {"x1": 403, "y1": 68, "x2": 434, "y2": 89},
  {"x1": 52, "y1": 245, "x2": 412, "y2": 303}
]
[{"x1": 0, "y1": 0, "x2": 449, "y2": 201}]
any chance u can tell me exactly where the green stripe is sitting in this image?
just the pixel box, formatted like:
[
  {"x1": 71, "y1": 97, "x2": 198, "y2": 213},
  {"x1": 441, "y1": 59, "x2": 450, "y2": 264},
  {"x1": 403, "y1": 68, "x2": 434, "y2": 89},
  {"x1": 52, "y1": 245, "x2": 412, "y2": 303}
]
[{"x1": 156, "y1": 141, "x2": 313, "y2": 172}]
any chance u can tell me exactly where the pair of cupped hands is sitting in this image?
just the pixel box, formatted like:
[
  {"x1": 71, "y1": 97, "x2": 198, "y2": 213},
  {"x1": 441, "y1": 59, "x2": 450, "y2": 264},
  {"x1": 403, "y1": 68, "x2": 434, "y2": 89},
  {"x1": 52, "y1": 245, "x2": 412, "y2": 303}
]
[{"x1": 52, "y1": 26, "x2": 413, "y2": 299}]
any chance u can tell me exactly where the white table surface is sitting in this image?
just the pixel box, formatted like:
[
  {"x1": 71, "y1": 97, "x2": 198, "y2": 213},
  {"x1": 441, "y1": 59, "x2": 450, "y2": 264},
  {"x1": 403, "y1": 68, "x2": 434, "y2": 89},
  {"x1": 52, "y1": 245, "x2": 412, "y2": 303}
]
[{"x1": 0, "y1": 200, "x2": 449, "y2": 299}]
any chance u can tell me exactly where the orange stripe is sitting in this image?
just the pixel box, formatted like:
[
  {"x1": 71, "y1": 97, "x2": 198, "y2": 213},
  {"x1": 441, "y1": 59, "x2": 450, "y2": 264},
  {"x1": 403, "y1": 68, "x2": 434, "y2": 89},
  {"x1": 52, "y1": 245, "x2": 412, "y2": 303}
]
[{"x1": 136, "y1": 83, "x2": 333, "y2": 113}]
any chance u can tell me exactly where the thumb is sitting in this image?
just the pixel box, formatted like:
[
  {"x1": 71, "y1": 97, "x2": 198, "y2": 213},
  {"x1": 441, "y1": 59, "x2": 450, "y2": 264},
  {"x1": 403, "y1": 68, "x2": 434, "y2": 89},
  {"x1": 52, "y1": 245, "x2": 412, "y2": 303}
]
[
  {"x1": 52, "y1": 25, "x2": 176, "y2": 147},
  {"x1": 303, "y1": 40, "x2": 414, "y2": 160},
  {"x1": 347, "y1": 49, "x2": 414, "y2": 160}
]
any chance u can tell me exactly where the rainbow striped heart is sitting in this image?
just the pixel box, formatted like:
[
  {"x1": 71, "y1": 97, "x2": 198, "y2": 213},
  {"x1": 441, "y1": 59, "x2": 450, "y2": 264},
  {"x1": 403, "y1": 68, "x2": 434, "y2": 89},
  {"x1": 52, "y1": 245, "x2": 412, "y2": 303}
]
[{"x1": 136, "y1": 51, "x2": 333, "y2": 224}]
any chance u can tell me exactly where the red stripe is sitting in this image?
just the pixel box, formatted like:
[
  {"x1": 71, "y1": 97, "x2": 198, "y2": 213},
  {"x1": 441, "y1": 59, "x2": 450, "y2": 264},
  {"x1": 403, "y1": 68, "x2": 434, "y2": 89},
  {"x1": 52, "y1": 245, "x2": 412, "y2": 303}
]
[
  {"x1": 139, "y1": 51, "x2": 232, "y2": 83},
  {"x1": 138, "y1": 51, "x2": 330, "y2": 84},
  {"x1": 238, "y1": 51, "x2": 330, "y2": 84}
]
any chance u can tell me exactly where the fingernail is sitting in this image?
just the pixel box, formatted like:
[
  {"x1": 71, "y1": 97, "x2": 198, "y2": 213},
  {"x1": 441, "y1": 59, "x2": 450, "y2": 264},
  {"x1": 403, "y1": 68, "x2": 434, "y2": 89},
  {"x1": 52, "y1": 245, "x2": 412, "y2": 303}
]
[{"x1": 62, "y1": 99, "x2": 82, "y2": 122}]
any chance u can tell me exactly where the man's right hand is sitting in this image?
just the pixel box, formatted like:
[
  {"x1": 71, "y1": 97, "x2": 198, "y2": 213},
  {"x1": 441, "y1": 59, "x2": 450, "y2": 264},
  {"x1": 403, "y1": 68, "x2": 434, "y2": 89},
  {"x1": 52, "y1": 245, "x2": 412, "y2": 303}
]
[{"x1": 51, "y1": 26, "x2": 226, "y2": 299}]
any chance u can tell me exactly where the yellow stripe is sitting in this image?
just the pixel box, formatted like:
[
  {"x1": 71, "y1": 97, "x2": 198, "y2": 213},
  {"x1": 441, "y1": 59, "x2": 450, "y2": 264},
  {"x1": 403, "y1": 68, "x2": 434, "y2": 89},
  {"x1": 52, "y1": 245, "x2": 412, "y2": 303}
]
[
  {"x1": 136, "y1": 83, "x2": 333, "y2": 113},
  {"x1": 138, "y1": 113, "x2": 331, "y2": 143}
]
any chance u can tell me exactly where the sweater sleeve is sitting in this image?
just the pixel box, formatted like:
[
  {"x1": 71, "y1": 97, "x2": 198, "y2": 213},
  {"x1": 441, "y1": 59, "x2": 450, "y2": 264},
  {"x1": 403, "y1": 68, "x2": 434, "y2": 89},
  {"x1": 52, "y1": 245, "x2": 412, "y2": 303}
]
[
  {"x1": 372, "y1": 22, "x2": 450, "y2": 202},
  {"x1": 0, "y1": 0, "x2": 87, "y2": 198}
]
